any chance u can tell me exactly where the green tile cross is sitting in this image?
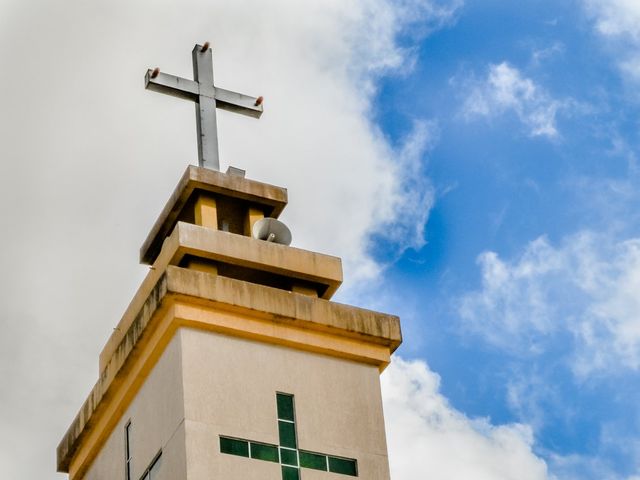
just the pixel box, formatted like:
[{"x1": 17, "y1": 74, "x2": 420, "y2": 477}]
[{"x1": 220, "y1": 393, "x2": 358, "y2": 479}]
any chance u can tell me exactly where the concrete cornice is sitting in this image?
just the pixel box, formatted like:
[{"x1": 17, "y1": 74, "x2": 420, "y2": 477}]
[{"x1": 165, "y1": 266, "x2": 400, "y2": 348}]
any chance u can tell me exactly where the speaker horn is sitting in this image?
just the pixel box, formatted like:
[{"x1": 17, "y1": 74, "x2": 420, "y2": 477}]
[{"x1": 252, "y1": 218, "x2": 292, "y2": 246}]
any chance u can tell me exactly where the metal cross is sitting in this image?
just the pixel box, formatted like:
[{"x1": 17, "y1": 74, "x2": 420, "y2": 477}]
[
  {"x1": 145, "y1": 43, "x2": 263, "y2": 171},
  {"x1": 219, "y1": 393, "x2": 358, "y2": 479}
]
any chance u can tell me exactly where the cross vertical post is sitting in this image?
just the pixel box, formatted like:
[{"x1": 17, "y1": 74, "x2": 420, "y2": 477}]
[
  {"x1": 145, "y1": 44, "x2": 264, "y2": 171},
  {"x1": 191, "y1": 46, "x2": 219, "y2": 170}
]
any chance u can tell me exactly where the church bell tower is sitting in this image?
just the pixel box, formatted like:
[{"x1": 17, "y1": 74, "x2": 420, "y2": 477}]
[{"x1": 57, "y1": 43, "x2": 402, "y2": 480}]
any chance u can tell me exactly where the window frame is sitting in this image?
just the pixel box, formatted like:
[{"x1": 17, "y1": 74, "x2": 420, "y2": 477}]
[
  {"x1": 124, "y1": 420, "x2": 132, "y2": 480},
  {"x1": 138, "y1": 449, "x2": 162, "y2": 480}
]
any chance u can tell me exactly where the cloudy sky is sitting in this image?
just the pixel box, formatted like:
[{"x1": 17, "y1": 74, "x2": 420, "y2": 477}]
[{"x1": 1, "y1": 0, "x2": 639, "y2": 478}]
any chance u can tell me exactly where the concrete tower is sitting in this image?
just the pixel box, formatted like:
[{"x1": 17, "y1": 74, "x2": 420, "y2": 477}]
[{"x1": 57, "y1": 46, "x2": 402, "y2": 480}]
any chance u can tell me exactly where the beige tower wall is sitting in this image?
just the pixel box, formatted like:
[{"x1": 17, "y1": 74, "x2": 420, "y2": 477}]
[
  {"x1": 181, "y1": 327, "x2": 391, "y2": 480},
  {"x1": 83, "y1": 333, "x2": 187, "y2": 480},
  {"x1": 82, "y1": 326, "x2": 391, "y2": 480}
]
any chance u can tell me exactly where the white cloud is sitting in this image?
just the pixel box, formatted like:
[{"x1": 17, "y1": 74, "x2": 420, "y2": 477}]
[
  {"x1": 584, "y1": 0, "x2": 640, "y2": 39},
  {"x1": 460, "y1": 62, "x2": 565, "y2": 138},
  {"x1": 547, "y1": 452, "x2": 622, "y2": 480},
  {"x1": 0, "y1": 0, "x2": 460, "y2": 478},
  {"x1": 382, "y1": 357, "x2": 551, "y2": 480},
  {"x1": 377, "y1": 120, "x2": 438, "y2": 254},
  {"x1": 583, "y1": 0, "x2": 640, "y2": 82},
  {"x1": 506, "y1": 373, "x2": 555, "y2": 432},
  {"x1": 531, "y1": 43, "x2": 565, "y2": 66},
  {"x1": 459, "y1": 232, "x2": 640, "y2": 376}
]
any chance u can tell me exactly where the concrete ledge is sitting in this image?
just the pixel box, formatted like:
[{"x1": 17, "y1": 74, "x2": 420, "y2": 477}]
[
  {"x1": 171, "y1": 222, "x2": 343, "y2": 298},
  {"x1": 141, "y1": 165, "x2": 288, "y2": 264},
  {"x1": 61, "y1": 266, "x2": 401, "y2": 475}
]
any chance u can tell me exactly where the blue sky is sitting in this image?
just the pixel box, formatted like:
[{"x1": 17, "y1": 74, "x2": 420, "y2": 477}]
[{"x1": 368, "y1": 0, "x2": 640, "y2": 477}]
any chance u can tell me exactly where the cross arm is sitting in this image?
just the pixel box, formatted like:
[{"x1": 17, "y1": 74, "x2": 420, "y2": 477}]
[
  {"x1": 145, "y1": 70, "x2": 263, "y2": 119},
  {"x1": 145, "y1": 70, "x2": 199, "y2": 102},
  {"x1": 214, "y1": 87, "x2": 263, "y2": 119}
]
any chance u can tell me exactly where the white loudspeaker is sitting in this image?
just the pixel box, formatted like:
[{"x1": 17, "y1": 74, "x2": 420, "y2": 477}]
[{"x1": 251, "y1": 218, "x2": 292, "y2": 246}]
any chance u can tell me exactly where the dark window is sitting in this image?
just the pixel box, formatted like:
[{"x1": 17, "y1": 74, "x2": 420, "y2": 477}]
[
  {"x1": 218, "y1": 392, "x2": 358, "y2": 478},
  {"x1": 220, "y1": 437, "x2": 249, "y2": 458},
  {"x1": 281, "y1": 465, "x2": 300, "y2": 480},
  {"x1": 278, "y1": 421, "x2": 297, "y2": 448},
  {"x1": 250, "y1": 442, "x2": 279, "y2": 463},
  {"x1": 299, "y1": 451, "x2": 327, "y2": 471},
  {"x1": 328, "y1": 456, "x2": 358, "y2": 476},
  {"x1": 276, "y1": 393, "x2": 295, "y2": 421},
  {"x1": 280, "y1": 447, "x2": 298, "y2": 466}
]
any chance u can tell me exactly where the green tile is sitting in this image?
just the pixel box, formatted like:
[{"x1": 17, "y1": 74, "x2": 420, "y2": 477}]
[
  {"x1": 250, "y1": 442, "x2": 279, "y2": 463},
  {"x1": 278, "y1": 421, "x2": 297, "y2": 448},
  {"x1": 219, "y1": 437, "x2": 249, "y2": 458},
  {"x1": 299, "y1": 451, "x2": 327, "y2": 471},
  {"x1": 277, "y1": 393, "x2": 295, "y2": 421},
  {"x1": 280, "y1": 448, "x2": 298, "y2": 466},
  {"x1": 328, "y1": 456, "x2": 357, "y2": 476},
  {"x1": 281, "y1": 465, "x2": 300, "y2": 480}
]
